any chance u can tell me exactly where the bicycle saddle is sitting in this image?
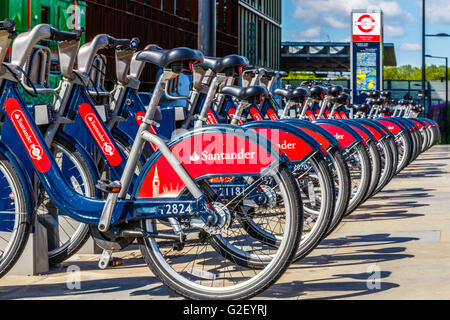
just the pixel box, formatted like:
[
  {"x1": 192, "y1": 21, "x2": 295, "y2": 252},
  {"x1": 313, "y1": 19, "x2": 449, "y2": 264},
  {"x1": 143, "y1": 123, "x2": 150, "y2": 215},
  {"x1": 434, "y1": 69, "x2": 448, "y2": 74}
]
[
  {"x1": 336, "y1": 92, "x2": 351, "y2": 104},
  {"x1": 197, "y1": 54, "x2": 249, "y2": 74},
  {"x1": 289, "y1": 87, "x2": 311, "y2": 103},
  {"x1": 310, "y1": 85, "x2": 327, "y2": 99},
  {"x1": 327, "y1": 85, "x2": 344, "y2": 97},
  {"x1": 355, "y1": 104, "x2": 370, "y2": 112},
  {"x1": 370, "y1": 91, "x2": 381, "y2": 99},
  {"x1": 220, "y1": 85, "x2": 269, "y2": 102},
  {"x1": 136, "y1": 46, "x2": 204, "y2": 69},
  {"x1": 273, "y1": 87, "x2": 309, "y2": 101},
  {"x1": 293, "y1": 87, "x2": 310, "y2": 98},
  {"x1": 381, "y1": 90, "x2": 392, "y2": 99},
  {"x1": 412, "y1": 105, "x2": 422, "y2": 113},
  {"x1": 272, "y1": 88, "x2": 295, "y2": 100}
]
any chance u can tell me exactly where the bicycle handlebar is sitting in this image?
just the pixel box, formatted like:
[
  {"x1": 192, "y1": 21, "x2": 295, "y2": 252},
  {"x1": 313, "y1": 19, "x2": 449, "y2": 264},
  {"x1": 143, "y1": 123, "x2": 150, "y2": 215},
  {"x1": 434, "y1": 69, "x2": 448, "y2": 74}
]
[
  {"x1": 107, "y1": 36, "x2": 140, "y2": 50},
  {"x1": 0, "y1": 19, "x2": 17, "y2": 39},
  {"x1": 50, "y1": 27, "x2": 84, "y2": 42},
  {"x1": 0, "y1": 19, "x2": 15, "y2": 32}
]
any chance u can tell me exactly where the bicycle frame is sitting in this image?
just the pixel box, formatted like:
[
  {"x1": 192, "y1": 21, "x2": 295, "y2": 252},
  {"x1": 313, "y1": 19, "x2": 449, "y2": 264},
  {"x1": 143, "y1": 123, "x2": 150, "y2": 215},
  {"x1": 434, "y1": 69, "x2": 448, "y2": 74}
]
[{"x1": 1, "y1": 71, "x2": 283, "y2": 232}]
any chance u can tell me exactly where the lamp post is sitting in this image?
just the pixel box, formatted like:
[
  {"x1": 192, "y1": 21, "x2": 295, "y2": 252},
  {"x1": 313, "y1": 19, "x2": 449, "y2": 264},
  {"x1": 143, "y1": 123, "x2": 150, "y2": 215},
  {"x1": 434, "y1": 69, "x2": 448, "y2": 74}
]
[
  {"x1": 422, "y1": 0, "x2": 449, "y2": 115},
  {"x1": 198, "y1": 0, "x2": 216, "y2": 56},
  {"x1": 425, "y1": 54, "x2": 448, "y2": 143}
]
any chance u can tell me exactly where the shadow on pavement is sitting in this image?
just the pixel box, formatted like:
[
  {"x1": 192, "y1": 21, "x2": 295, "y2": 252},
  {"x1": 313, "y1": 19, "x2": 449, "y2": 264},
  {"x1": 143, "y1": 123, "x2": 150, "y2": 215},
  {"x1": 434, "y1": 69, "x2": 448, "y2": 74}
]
[
  {"x1": 0, "y1": 275, "x2": 179, "y2": 300},
  {"x1": 260, "y1": 271, "x2": 399, "y2": 299},
  {"x1": 258, "y1": 233, "x2": 417, "y2": 299}
]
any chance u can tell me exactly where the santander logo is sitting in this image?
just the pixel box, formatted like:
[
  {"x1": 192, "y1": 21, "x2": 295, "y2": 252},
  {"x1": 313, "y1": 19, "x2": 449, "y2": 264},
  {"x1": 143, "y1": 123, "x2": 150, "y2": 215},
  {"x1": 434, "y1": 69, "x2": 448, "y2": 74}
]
[
  {"x1": 388, "y1": 125, "x2": 394, "y2": 130},
  {"x1": 189, "y1": 152, "x2": 201, "y2": 162},
  {"x1": 188, "y1": 149, "x2": 256, "y2": 162},
  {"x1": 102, "y1": 142, "x2": 114, "y2": 156},
  {"x1": 277, "y1": 140, "x2": 297, "y2": 150},
  {"x1": 335, "y1": 133, "x2": 345, "y2": 140},
  {"x1": 79, "y1": 103, "x2": 122, "y2": 167},
  {"x1": 11, "y1": 111, "x2": 45, "y2": 160},
  {"x1": 5, "y1": 99, "x2": 51, "y2": 173},
  {"x1": 85, "y1": 113, "x2": 109, "y2": 146},
  {"x1": 206, "y1": 111, "x2": 218, "y2": 124}
]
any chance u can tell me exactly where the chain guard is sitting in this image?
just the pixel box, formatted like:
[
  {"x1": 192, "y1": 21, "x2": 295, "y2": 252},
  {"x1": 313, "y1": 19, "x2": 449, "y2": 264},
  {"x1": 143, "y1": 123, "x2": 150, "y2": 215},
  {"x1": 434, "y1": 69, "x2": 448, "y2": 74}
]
[{"x1": 89, "y1": 225, "x2": 134, "y2": 251}]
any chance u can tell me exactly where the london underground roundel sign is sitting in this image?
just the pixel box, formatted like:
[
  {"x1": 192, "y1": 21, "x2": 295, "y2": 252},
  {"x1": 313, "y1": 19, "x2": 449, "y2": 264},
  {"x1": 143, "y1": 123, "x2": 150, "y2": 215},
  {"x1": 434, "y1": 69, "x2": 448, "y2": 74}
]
[{"x1": 352, "y1": 12, "x2": 381, "y2": 42}]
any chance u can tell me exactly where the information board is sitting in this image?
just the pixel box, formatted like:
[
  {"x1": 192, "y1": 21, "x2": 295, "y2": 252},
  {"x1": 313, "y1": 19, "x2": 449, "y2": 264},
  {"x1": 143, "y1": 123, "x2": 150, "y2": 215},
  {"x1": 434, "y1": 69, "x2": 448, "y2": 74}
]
[{"x1": 350, "y1": 10, "x2": 383, "y2": 104}]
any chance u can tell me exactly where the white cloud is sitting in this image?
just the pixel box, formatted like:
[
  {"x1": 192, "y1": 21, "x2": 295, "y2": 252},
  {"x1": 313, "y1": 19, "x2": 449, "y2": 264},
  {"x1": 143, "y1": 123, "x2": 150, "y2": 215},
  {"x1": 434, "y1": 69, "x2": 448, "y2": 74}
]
[
  {"x1": 301, "y1": 26, "x2": 322, "y2": 38},
  {"x1": 290, "y1": 0, "x2": 413, "y2": 38},
  {"x1": 426, "y1": 0, "x2": 450, "y2": 24},
  {"x1": 283, "y1": 26, "x2": 322, "y2": 41},
  {"x1": 400, "y1": 43, "x2": 421, "y2": 51},
  {"x1": 385, "y1": 25, "x2": 406, "y2": 37}
]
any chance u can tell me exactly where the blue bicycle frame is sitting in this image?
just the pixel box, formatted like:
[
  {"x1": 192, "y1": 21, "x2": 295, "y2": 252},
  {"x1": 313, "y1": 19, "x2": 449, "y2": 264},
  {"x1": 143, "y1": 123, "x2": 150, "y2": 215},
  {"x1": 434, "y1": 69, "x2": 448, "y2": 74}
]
[{"x1": 1, "y1": 78, "x2": 286, "y2": 228}]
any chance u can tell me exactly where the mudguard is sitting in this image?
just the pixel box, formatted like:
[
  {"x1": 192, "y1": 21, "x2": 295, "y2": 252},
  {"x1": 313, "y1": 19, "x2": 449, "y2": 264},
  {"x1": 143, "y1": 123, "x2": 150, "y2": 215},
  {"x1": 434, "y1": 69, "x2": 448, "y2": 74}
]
[
  {"x1": 133, "y1": 125, "x2": 288, "y2": 199},
  {"x1": 394, "y1": 118, "x2": 417, "y2": 132},
  {"x1": 278, "y1": 118, "x2": 344, "y2": 152},
  {"x1": 354, "y1": 119, "x2": 393, "y2": 142},
  {"x1": 313, "y1": 119, "x2": 365, "y2": 149},
  {"x1": 335, "y1": 119, "x2": 375, "y2": 143},
  {"x1": 240, "y1": 120, "x2": 324, "y2": 159},
  {"x1": 411, "y1": 119, "x2": 424, "y2": 130},
  {"x1": 375, "y1": 118, "x2": 405, "y2": 135}
]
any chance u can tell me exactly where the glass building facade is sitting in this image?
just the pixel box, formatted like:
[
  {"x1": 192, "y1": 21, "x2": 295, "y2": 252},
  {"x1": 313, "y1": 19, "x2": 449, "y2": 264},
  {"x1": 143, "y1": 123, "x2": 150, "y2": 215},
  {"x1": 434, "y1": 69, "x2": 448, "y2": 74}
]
[{"x1": 238, "y1": 0, "x2": 281, "y2": 70}]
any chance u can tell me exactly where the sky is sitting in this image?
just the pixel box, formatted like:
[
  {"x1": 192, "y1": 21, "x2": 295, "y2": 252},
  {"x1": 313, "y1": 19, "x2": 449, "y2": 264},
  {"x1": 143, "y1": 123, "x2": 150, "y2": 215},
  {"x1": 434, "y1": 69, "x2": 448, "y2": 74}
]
[{"x1": 281, "y1": 0, "x2": 450, "y2": 67}]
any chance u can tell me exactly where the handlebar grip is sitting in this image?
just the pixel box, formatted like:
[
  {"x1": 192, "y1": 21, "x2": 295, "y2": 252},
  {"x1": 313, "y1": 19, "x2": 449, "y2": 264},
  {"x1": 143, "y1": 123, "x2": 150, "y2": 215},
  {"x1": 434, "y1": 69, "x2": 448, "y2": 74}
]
[
  {"x1": 108, "y1": 36, "x2": 140, "y2": 50},
  {"x1": 130, "y1": 37, "x2": 140, "y2": 49},
  {"x1": 0, "y1": 19, "x2": 15, "y2": 31},
  {"x1": 50, "y1": 27, "x2": 84, "y2": 42}
]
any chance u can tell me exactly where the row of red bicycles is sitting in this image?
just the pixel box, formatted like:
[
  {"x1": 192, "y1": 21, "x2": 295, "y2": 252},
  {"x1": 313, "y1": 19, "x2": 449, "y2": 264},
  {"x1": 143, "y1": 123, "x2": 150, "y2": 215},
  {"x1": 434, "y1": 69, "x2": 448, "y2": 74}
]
[{"x1": 0, "y1": 20, "x2": 439, "y2": 299}]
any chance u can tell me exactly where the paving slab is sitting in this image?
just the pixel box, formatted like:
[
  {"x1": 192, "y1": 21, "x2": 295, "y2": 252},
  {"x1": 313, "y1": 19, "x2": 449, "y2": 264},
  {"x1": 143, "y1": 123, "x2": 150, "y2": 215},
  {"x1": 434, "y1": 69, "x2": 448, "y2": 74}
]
[{"x1": 1, "y1": 145, "x2": 450, "y2": 300}]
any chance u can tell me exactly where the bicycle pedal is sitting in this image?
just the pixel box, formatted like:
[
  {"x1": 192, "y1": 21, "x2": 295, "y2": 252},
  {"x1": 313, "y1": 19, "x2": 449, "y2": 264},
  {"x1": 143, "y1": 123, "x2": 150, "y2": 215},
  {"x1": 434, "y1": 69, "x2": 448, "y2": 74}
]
[
  {"x1": 109, "y1": 258, "x2": 123, "y2": 267},
  {"x1": 96, "y1": 179, "x2": 122, "y2": 193}
]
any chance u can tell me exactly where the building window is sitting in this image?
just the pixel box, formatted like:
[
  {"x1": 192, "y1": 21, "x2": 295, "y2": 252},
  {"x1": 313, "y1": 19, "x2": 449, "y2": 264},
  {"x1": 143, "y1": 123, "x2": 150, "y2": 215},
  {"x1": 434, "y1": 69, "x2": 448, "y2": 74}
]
[
  {"x1": 223, "y1": 0, "x2": 227, "y2": 30},
  {"x1": 185, "y1": 0, "x2": 191, "y2": 20},
  {"x1": 258, "y1": 19, "x2": 263, "y2": 65},
  {"x1": 41, "y1": 6, "x2": 50, "y2": 24},
  {"x1": 41, "y1": 6, "x2": 50, "y2": 46}
]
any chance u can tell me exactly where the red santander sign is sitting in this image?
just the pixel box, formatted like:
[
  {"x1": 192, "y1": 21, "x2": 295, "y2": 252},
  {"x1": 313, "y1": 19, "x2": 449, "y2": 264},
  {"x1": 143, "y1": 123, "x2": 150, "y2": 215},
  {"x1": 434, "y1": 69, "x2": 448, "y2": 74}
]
[{"x1": 352, "y1": 12, "x2": 381, "y2": 42}]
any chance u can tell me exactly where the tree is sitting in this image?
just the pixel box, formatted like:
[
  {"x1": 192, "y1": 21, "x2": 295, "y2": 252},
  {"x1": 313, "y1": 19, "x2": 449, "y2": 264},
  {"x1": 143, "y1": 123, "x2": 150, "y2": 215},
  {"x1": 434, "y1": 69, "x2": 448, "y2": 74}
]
[{"x1": 383, "y1": 65, "x2": 449, "y2": 80}]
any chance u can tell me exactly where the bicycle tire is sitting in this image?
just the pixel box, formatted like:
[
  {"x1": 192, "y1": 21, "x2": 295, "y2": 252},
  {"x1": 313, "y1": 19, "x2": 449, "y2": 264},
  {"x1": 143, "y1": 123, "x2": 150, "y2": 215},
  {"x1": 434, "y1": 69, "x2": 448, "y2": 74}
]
[
  {"x1": 139, "y1": 164, "x2": 302, "y2": 300},
  {"x1": 0, "y1": 153, "x2": 31, "y2": 277}
]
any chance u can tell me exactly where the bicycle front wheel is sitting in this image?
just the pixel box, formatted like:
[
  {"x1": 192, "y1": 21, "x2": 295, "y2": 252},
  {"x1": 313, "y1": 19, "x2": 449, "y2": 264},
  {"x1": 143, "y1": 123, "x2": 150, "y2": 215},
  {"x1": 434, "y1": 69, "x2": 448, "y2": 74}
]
[
  {"x1": 43, "y1": 135, "x2": 97, "y2": 265},
  {"x1": 0, "y1": 153, "x2": 31, "y2": 277},
  {"x1": 139, "y1": 164, "x2": 302, "y2": 300}
]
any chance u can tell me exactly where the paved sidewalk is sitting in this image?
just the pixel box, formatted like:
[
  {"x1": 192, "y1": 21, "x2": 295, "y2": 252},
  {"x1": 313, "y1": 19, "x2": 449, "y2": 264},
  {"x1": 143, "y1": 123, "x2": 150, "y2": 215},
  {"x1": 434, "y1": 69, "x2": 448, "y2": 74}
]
[{"x1": 1, "y1": 145, "x2": 450, "y2": 300}]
